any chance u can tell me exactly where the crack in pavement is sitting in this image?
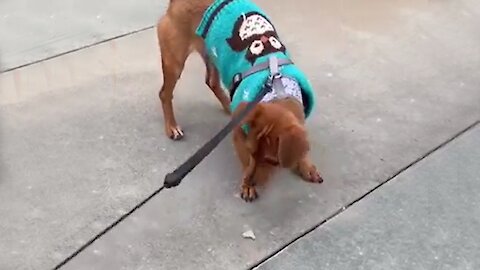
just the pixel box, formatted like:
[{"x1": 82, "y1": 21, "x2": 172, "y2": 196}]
[{"x1": 1, "y1": 26, "x2": 154, "y2": 74}]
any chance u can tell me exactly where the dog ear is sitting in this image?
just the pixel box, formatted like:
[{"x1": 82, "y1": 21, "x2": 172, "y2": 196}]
[{"x1": 277, "y1": 125, "x2": 310, "y2": 168}]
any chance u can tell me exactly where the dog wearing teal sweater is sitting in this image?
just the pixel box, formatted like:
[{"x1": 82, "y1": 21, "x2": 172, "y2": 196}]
[{"x1": 157, "y1": 0, "x2": 322, "y2": 201}]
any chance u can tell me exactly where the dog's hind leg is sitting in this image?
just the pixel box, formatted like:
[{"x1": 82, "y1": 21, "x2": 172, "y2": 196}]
[
  {"x1": 195, "y1": 39, "x2": 231, "y2": 114},
  {"x1": 157, "y1": 16, "x2": 191, "y2": 140}
]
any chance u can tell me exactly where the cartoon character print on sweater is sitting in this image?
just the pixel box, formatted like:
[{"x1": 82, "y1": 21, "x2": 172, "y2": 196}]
[{"x1": 226, "y1": 11, "x2": 286, "y2": 65}]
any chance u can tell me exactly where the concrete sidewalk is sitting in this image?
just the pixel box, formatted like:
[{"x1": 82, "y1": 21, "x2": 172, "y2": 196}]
[
  {"x1": 1, "y1": 0, "x2": 480, "y2": 269},
  {"x1": 0, "y1": 0, "x2": 166, "y2": 72}
]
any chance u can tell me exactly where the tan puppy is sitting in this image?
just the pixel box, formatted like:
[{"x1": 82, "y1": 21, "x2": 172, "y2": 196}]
[{"x1": 157, "y1": 0, "x2": 322, "y2": 201}]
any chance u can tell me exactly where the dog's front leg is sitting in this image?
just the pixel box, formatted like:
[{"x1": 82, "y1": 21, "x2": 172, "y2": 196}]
[
  {"x1": 241, "y1": 155, "x2": 258, "y2": 202},
  {"x1": 233, "y1": 127, "x2": 259, "y2": 202}
]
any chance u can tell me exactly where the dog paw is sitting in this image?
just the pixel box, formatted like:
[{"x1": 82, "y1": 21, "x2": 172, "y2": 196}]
[
  {"x1": 166, "y1": 125, "x2": 184, "y2": 140},
  {"x1": 240, "y1": 185, "x2": 258, "y2": 202},
  {"x1": 297, "y1": 163, "x2": 323, "y2": 184}
]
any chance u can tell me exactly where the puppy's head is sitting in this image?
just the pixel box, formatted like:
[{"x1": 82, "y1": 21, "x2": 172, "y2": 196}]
[{"x1": 243, "y1": 103, "x2": 310, "y2": 168}]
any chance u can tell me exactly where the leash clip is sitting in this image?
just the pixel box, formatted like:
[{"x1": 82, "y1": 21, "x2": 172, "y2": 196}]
[
  {"x1": 268, "y1": 56, "x2": 286, "y2": 96},
  {"x1": 265, "y1": 74, "x2": 276, "y2": 90}
]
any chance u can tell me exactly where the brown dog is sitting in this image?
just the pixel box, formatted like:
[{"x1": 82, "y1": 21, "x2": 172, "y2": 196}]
[{"x1": 157, "y1": 0, "x2": 322, "y2": 201}]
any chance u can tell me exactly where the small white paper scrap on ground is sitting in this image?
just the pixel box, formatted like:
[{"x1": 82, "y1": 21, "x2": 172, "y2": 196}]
[{"x1": 242, "y1": 230, "x2": 256, "y2": 240}]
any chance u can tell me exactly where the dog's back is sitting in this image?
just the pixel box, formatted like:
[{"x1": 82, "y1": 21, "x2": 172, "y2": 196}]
[{"x1": 164, "y1": 0, "x2": 214, "y2": 33}]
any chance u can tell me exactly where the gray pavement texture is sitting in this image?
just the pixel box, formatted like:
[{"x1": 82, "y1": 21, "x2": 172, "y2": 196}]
[
  {"x1": 0, "y1": 0, "x2": 480, "y2": 269},
  {"x1": 257, "y1": 125, "x2": 480, "y2": 270},
  {"x1": 0, "y1": 0, "x2": 166, "y2": 72}
]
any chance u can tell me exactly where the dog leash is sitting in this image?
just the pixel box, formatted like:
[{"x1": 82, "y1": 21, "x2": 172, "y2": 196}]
[
  {"x1": 164, "y1": 56, "x2": 287, "y2": 188},
  {"x1": 54, "y1": 59, "x2": 283, "y2": 269}
]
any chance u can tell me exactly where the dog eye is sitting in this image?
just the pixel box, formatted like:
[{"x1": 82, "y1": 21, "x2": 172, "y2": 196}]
[
  {"x1": 249, "y1": 40, "x2": 264, "y2": 55},
  {"x1": 269, "y1": 36, "x2": 282, "y2": 49}
]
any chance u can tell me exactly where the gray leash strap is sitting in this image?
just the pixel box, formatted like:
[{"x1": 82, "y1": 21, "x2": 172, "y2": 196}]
[{"x1": 268, "y1": 56, "x2": 288, "y2": 99}]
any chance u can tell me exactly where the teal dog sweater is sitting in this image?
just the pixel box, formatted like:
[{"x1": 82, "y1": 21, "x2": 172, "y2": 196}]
[{"x1": 196, "y1": 0, "x2": 315, "y2": 118}]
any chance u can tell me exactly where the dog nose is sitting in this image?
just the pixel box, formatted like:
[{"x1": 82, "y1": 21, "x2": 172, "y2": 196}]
[{"x1": 260, "y1": 36, "x2": 269, "y2": 43}]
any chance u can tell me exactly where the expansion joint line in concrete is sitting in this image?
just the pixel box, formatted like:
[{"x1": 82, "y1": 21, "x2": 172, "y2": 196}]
[
  {"x1": 52, "y1": 184, "x2": 166, "y2": 270},
  {"x1": 249, "y1": 120, "x2": 480, "y2": 270},
  {"x1": 0, "y1": 26, "x2": 154, "y2": 74}
]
